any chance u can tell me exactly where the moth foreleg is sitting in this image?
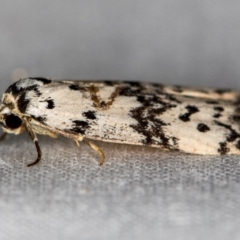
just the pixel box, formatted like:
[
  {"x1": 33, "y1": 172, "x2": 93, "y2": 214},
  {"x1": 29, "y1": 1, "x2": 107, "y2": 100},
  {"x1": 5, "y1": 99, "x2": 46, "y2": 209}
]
[
  {"x1": 27, "y1": 140, "x2": 42, "y2": 167},
  {"x1": 83, "y1": 139, "x2": 105, "y2": 166},
  {"x1": 24, "y1": 119, "x2": 42, "y2": 167}
]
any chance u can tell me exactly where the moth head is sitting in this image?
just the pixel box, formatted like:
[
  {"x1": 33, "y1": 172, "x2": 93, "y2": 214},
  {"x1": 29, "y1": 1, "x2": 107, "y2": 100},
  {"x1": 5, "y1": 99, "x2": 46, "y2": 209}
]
[{"x1": 0, "y1": 93, "x2": 24, "y2": 134}]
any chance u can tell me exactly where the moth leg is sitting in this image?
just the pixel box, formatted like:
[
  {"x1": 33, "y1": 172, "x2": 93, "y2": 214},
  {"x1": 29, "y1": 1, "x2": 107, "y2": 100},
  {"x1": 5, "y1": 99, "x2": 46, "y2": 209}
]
[
  {"x1": 0, "y1": 132, "x2": 7, "y2": 142},
  {"x1": 75, "y1": 140, "x2": 80, "y2": 147},
  {"x1": 27, "y1": 140, "x2": 42, "y2": 167},
  {"x1": 83, "y1": 139, "x2": 105, "y2": 166},
  {"x1": 24, "y1": 121, "x2": 42, "y2": 167}
]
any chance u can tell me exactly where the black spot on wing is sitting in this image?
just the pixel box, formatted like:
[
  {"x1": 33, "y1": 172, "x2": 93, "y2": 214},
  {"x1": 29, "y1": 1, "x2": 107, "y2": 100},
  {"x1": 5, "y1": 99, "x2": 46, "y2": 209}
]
[
  {"x1": 40, "y1": 99, "x2": 55, "y2": 109},
  {"x1": 46, "y1": 99, "x2": 55, "y2": 109},
  {"x1": 83, "y1": 110, "x2": 97, "y2": 120},
  {"x1": 213, "y1": 106, "x2": 224, "y2": 118},
  {"x1": 179, "y1": 114, "x2": 190, "y2": 122},
  {"x1": 197, "y1": 123, "x2": 210, "y2": 132},
  {"x1": 68, "y1": 120, "x2": 90, "y2": 134},
  {"x1": 27, "y1": 85, "x2": 42, "y2": 97},
  {"x1": 137, "y1": 95, "x2": 145, "y2": 103},
  {"x1": 218, "y1": 142, "x2": 230, "y2": 154},
  {"x1": 28, "y1": 77, "x2": 52, "y2": 84},
  {"x1": 213, "y1": 113, "x2": 221, "y2": 118},
  {"x1": 186, "y1": 105, "x2": 199, "y2": 113},
  {"x1": 17, "y1": 92, "x2": 30, "y2": 113},
  {"x1": 214, "y1": 106, "x2": 224, "y2": 112},
  {"x1": 69, "y1": 85, "x2": 85, "y2": 91},
  {"x1": 103, "y1": 81, "x2": 116, "y2": 86},
  {"x1": 179, "y1": 105, "x2": 199, "y2": 122}
]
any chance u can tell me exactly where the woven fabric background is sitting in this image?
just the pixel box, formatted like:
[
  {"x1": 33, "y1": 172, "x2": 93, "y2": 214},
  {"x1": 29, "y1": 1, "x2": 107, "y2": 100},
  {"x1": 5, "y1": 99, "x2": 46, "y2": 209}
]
[{"x1": 0, "y1": 1, "x2": 240, "y2": 240}]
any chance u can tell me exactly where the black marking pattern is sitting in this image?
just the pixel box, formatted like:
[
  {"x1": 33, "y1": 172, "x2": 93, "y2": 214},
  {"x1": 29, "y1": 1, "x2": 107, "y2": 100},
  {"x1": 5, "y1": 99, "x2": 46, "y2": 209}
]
[
  {"x1": 214, "y1": 106, "x2": 224, "y2": 111},
  {"x1": 83, "y1": 110, "x2": 97, "y2": 120},
  {"x1": 179, "y1": 105, "x2": 199, "y2": 122},
  {"x1": 28, "y1": 77, "x2": 52, "y2": 84},
  {"x1": 33, "y1": 116, "x2": 47, "y2": 124},
  {"x1": 39, "y1": 99, "x2": 55, "y2": 109},
  {"x1": 218, "y1": 142, "x2": 230, "y2": 154},
  {"x1": 214, "y1": 120, "x2": 240, "y2": 142},
  {"x1": 213, "y1": 106, "x2": 224, "y2": 118},
  {"x1": 121, "y1": 87, "x2": 179, "y2": 149},
  {"x1": 214, "y1": 120, "x2": 240, "y2": 154},
  {"x1": 69, "y1": 85, "x2": 85, "y2": 91},
  {"x1": 2, "y1": 78, "x2": 240, "y2": 157},
  {"x1": 17, "y1": 92, "x2": 30, "y2": 113},
  {"x1": 69, "y1": 120, "x2": 90, "y2": 135},
  {"x1": 6, "y1": 79, "x2": 49, "y2": 113},
  {"x1": 6, "y1": 78, "x2": 50, "y2": 95},
  {"x1": 7, "y1": 83, "x2": 42, "y2": 97},
  {"x1": 197, "y1": 123, "x2": 210, "y2": 132},
  {"x1": 46, "y1": 99, "x2": 55, "y2": 109},
  {"x1": 213, "y1": 113, "x2": 221, "y2": 118}
]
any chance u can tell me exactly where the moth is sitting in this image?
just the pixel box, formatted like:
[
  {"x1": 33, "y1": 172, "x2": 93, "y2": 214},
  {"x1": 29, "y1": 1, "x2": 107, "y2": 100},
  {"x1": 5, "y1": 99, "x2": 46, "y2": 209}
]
[{"x1": 0, "y1": 77, "x2": 240, "y2": 166}]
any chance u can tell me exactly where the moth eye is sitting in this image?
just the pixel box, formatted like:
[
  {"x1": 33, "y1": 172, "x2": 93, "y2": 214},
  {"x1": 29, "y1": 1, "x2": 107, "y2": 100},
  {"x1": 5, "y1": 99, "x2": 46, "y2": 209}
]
[{"x1": 5, "y1": 114, "x2": 22, "y2": 129}]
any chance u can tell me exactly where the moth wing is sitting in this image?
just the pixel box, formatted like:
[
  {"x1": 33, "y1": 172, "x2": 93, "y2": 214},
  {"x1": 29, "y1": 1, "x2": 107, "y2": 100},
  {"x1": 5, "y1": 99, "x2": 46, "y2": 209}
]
[{"x1": 21, "y1": 80, "x2": 240, "y2": 155}]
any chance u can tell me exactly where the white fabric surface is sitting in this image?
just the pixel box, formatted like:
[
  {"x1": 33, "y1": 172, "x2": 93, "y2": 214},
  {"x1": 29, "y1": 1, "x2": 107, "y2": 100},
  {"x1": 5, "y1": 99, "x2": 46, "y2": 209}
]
[{"x1": 0, "y1": 1, "x2": 240, "y2": 240}]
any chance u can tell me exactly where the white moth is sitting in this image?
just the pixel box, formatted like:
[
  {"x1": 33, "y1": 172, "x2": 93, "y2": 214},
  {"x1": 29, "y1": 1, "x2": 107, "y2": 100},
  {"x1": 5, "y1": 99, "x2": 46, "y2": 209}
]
[{"x1": 0, "y1": 77, "x2": 240, "y2": 166}]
